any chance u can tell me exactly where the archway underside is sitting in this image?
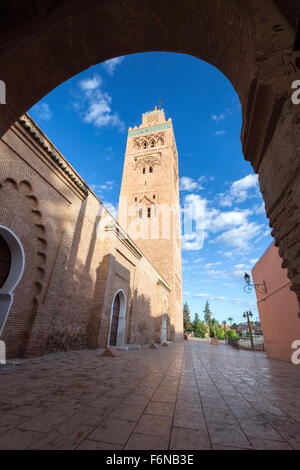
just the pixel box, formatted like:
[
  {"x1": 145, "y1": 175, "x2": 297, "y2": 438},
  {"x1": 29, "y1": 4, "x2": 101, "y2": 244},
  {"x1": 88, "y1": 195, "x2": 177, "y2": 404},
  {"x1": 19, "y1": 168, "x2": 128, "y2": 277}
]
[{"x1": 0, "y1": 0, "x2": 300, "y2": 309}]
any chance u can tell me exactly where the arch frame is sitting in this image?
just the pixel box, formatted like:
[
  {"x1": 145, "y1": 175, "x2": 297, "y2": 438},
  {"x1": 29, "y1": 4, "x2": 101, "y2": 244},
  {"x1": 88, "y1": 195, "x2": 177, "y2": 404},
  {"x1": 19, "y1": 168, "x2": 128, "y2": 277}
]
[
  {"x1": 107, "y1": 288, "x2": 127, "y2": 347},
  {"x1": 0, "y1": 225, "x2": 25, "y2": 336}
]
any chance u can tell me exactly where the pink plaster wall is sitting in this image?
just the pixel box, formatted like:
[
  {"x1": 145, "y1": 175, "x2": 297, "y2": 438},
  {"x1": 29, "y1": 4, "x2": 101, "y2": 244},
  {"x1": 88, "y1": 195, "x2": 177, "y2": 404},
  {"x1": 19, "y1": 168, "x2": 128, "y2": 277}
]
[{"x1": 252, "y1": 243, "x2": 300, "y2": 362}]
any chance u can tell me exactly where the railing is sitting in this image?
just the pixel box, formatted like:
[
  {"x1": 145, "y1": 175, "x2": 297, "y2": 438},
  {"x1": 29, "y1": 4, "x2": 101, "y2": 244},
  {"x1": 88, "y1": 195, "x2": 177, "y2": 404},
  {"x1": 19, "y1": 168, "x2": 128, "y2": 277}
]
[{"x1": 227, "y1": 336, "x2": 265, "y2": 351}]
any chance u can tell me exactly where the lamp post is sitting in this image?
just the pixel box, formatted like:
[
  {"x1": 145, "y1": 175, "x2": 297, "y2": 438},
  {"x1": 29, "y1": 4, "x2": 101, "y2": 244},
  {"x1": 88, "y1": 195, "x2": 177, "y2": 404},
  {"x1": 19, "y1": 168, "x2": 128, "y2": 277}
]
[
  {"x1": 243, "y1": 273, "x2": 267, "y2": 295},
  {"x1": 243, "y1": 311, "x2": 254, "y2": 350}
]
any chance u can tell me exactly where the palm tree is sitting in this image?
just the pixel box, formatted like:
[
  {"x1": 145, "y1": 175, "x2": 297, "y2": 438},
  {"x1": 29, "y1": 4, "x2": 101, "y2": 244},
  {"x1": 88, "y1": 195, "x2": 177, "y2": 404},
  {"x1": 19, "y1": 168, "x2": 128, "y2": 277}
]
[
  {"x1": 243, "y1": 311, "x2": 254, "y2": 349},
  {"x1": 210, "y1": 318, "x2": 218, "y2": 337},
  {"x1": 222, "y1": 320, "x2": 227, "y2": 337},
  {"x1": 227, "y1": 317, "x2": 233, "y2": 326}
]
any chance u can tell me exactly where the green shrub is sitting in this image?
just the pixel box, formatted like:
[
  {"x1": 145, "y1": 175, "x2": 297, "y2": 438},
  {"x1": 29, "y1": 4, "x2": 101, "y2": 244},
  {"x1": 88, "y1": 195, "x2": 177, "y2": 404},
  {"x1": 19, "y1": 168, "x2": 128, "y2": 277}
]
[
  {"x1": 217, "y1": 333, "x2": 225, "y2": 340},
  {"x1": 227, "y1": 329, "x2": 238, "y2": 339},
  {"x1": 216, "y1": 328, "x2": 225, "y2": 340}
]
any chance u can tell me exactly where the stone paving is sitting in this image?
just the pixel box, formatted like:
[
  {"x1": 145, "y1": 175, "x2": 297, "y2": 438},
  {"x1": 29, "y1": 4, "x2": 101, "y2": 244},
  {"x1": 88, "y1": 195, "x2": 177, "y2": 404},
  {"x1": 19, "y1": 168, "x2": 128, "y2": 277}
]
[{"x1": 0, "y1": 340, "x2": 300, "y2": 450}]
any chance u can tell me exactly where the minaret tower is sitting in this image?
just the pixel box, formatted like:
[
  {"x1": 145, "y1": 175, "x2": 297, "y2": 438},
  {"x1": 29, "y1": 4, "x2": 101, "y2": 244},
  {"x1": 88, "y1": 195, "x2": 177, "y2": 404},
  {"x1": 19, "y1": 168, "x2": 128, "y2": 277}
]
[{"x1": 118, "y1": 107, "x2": 183, "y2": 340}]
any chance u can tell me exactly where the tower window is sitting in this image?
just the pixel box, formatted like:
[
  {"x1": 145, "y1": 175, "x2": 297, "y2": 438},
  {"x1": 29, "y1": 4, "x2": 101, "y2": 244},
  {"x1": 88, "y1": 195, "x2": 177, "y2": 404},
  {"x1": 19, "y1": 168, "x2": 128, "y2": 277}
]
[
  {"x1": 143, "y1": 142, "x2": 147, "y2": 149},
  {"x1": 143, "y1": 168, "x2": 145, "y2": 174},
  {"x1": 149, "y1": 167, "x2": 153, "y2": 173},
  {"x1": 148, "y1": 208, "x2": 151, "y2": 218},
  {"x1": 150, "y1": 140, "x2": 155, "y2": 148},
  {"x1": 135, "y1": 197, "x2": 137, "y2": 202},
  {"x1": 153, "y1": 195, "x2": 155, "y2": 200},
  {"x1": 139, "y1": 209, "x2": 143, "y2": 219}
]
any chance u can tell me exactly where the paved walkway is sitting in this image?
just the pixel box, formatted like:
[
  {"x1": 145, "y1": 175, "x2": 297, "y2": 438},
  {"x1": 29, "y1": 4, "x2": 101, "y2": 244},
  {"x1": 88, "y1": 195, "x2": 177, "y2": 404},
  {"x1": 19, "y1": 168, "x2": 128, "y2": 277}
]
[{"x1": 0, "y1": 340, "x2": 300, "y2": 450}]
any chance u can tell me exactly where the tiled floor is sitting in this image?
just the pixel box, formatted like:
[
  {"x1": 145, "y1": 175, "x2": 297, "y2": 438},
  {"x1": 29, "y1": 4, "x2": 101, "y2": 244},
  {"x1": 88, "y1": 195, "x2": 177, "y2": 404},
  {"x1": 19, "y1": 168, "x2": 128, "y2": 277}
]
[{"x1": 0, "y1": 340, "x2": 300, "y2": 450}]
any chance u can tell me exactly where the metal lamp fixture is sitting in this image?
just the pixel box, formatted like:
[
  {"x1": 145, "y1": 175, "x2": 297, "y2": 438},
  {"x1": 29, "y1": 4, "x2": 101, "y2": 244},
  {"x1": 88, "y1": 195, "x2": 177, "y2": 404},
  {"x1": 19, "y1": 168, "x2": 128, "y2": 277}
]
[{"x1": 244, "y1": 272, "x2": 267, "y2": 295}]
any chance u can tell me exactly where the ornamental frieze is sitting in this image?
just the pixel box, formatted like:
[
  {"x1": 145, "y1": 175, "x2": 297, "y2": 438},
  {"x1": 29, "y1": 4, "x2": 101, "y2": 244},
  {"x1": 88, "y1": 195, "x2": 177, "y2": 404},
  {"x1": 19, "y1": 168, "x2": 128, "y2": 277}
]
[{"x1": 134, "y1": 152, "x2": 162, "y2": 170}]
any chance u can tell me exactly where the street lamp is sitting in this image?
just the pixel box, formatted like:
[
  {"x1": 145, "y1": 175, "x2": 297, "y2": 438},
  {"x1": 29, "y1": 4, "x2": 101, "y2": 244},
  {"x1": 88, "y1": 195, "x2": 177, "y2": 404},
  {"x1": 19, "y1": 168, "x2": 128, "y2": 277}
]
[
  {"x1": 243, "y1": 272, "x2": 267, "y2": 295},
  {"x1": 243, "y1": 311, "x2": 254, "y2": 350}
]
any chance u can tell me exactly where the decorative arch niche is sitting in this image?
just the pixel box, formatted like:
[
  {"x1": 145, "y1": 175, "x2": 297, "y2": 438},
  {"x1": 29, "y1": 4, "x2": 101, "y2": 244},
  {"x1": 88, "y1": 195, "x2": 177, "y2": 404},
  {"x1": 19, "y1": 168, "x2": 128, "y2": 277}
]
[
  {"x1": 0, "y1": 226, "x2": 25, "y2": 335},
  {"x1": 108, "y1": 289, "x2": 127, "y2": 347}
]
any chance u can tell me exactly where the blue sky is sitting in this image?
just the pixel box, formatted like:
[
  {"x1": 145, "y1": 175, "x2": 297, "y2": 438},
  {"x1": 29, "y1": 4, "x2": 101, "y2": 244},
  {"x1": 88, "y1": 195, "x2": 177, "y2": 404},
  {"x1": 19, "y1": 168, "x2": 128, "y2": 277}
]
[{"x1": 29, "y1": 52, "x2": 273, "y2": 325}]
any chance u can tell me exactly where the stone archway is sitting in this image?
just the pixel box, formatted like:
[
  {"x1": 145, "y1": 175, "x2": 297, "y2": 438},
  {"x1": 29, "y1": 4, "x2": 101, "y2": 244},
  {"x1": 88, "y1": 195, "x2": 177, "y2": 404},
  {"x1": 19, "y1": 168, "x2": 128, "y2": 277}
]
[
  {"x1": 108, "y1": 289, "x2": 127, "y2": 347},
  {"x1": 0, "y1": 0, "x2": 299, "y2": 308},
  {"x1": 0, "y1": 225, "x2": 25, "y2": 335}
]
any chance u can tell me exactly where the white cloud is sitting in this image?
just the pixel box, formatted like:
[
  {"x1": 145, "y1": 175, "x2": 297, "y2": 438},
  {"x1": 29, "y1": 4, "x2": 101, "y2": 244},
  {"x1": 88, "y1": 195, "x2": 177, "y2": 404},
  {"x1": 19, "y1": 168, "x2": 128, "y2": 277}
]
[
  {"x1": 218, "y1": 173, "x2": 260, "y2": 207},
  {"x1": 215, "y1": 130, "x2": 226, "y2": 136},
  {"x1": 254, "y1": 202, "x2": 266, "y2": 216},
  {"x1": 181, "y1": 233, "x2": 204, "y2": 251},
  {"x1": 100, "y1": 180, "x2": 115, "y2": 191},
  {"x1": 213, "y1": 222, "x2": 263, "y2": 252},
  {"x1": 183, "y1": 291, "x2": 191, "y2": 297},
  {"x1": 181, "y1": 191, "x2": 266, "y2": 253},
  {"x1": 80, "y1": 76, "x2": 101, "y2": 91},
  {"x1": 211, "y1": 108, "x2": 233, "y2": 123},
  {"x1": 90, "y1": 181, "x2": 116, "y2": 200},
  {"x1": 180, "y1": 176, "x2": 205, "y2": 192},
  {"x1": 230, "y1": 174, "x2": 259, "y2": 203},
  {"x1": 75, "y1": 75, "x2": 125, "y2": 131},
  {"x1": 31, "y1": 102, "x2": 53, "y2": 121},
  {"x1": 203, "y1": 262, "x2": 222, "y2": 268},
  {"x1": 218, "y1": 193, "x2": 233, "y2": 207},
  {"x1": 103, "y1": 202, "x2": 118, "y2": 219},
  {"x1": 102, "y1": 57, "x2": 125, "y2": 76},
  {"x1": 193, "y1": 293, "x2": 256, "y2": 310},
  {"x1": 208, "y1": 210, "x2": 252, "y2": 233}
]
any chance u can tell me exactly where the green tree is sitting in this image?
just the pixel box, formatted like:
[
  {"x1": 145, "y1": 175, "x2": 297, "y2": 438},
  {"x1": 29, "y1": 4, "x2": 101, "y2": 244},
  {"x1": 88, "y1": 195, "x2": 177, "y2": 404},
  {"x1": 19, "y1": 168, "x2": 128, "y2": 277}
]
[
  {"x1": 216, "y1": 327, "x2": 225, "y2": 340},
  {"x1": 183, "y1": 302, "x2": 193, "y2": 332},
  {"x1": 227, "y1": 317, "x2": 233, "y2": 325},
  {"x1": 192, "y1": 313, "x2": 207, "y2": 338},
  {"x1": 203, "y1": 301, "x2": 212, "y2": 324},
  {"x1": 209, "y1": 317, "x2": 219, "y2": 338}
]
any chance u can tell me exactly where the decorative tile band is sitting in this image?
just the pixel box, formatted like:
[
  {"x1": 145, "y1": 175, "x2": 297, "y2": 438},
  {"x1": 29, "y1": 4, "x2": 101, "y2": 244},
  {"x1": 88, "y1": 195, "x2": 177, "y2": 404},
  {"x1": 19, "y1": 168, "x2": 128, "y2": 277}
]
[
  {"x1": 18, "y1": 118, "x2": 88, "y2": 196},
  {"x1": 128, "y1": 122, "x2": 172, "y2": 137}
]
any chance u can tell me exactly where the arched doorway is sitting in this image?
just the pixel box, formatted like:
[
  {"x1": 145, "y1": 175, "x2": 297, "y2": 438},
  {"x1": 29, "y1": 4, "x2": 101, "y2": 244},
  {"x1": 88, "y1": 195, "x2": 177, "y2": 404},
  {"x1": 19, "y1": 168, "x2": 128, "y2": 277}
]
[
  {"x1": 161, "y1": 313, "x2": 167, "y2": 343},
  {"x1": 108, "y1": 289, "x2": 127, "y2": 347},
  {"x1": 0, "y1": 226, "x2": 25, "y2": 335},
  {"x1": 0, "y1": 235, "x2": 11, "y2": 288}
]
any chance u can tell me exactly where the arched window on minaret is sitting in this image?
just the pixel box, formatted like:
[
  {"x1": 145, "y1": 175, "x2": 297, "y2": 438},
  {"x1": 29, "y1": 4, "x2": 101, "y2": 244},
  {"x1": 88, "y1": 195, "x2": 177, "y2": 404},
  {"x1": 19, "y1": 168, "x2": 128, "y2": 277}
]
[
  {"x1": 143, "y1": 142, "x2": 147, "y2": 149},
  {"x1": 150, "y1": 140, "x2": 155, "y2": 148},
  {"x1": 149, "y1": 167, "x2": 153, "y2": 173},
  {"x1": 147, "y1": 207, "x2": 151, "y2": 218},
  {"x1": 143, "y1": 168, "x2": 146, "y2": 174}
]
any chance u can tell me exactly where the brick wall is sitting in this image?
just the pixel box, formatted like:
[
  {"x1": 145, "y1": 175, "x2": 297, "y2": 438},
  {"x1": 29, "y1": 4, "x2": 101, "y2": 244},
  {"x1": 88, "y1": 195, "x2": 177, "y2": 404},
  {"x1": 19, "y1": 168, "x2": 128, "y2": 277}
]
[{"x1": 0, "y1": 115, "x2": 174, "y2": 358}]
